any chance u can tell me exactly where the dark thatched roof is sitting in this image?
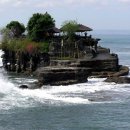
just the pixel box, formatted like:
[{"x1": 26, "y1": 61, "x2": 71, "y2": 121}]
[
  {"x1": 60, "y1": 24, "x2": 92, "y2": 32},
  {"x1": 48, "y1": 27, "x2": 60, "y2": 33},
  {"x1": 77, "y1": 24, "x2": 92, "y2": 32}
]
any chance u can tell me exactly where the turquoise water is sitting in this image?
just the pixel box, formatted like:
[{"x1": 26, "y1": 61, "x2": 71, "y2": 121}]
[{"x1": 0, "y1": 31, "x2": 130, "y2": 130}]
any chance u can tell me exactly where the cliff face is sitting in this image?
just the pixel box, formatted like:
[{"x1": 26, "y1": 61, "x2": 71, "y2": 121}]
[
  {"x1": 2, "y1": 46, "x2": 129, "y2": 87},
  {"x1": 34, "y1": 67, "x2": 91, "y2": 86},
  {"x1": 33, "y1": 49, "x2": 122, "y2": 86},
  {"x1": 78, "y1": 58, "x2": 118, "y2": 71},
  {"x1": 49, "y1": 51, "x2": 119, "y2": 71}
]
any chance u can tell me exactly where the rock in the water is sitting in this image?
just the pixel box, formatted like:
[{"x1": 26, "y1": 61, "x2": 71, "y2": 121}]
[
  {"x1": 91, "y1": 65, "x2": 129, "y2": 78},
  {"x1": 19, "y1": 85, "x2": 29, "y2": 89},
  {"x1": 19, "y1": 81, "x2": 42, "y2": 89},
  {"x1": 112, "y1": 66, "x2": 129, "y2": 77},
  {"x1": 34, "y1": 67, "x2": 91, "y2": 86},
  {"x1": 104, "y1": 76, "x2": 130, "y2": 84}
]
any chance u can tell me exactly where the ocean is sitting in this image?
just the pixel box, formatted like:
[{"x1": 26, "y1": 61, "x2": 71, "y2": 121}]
[{"x1": 0, "y1": 30, "x2": 130, "y2": 130}]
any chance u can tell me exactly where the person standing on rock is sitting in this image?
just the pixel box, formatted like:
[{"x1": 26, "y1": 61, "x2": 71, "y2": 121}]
[{"x1": 90, "y1": 46, "x2": 97, "y2": 58}]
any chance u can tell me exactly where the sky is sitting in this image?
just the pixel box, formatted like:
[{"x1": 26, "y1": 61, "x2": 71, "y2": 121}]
[{"x1": 0, "y1": 0, "x2": 130, "y2": 30}]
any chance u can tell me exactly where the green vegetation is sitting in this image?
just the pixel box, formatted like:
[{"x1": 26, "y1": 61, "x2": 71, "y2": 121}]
[
  {"x1": 0, "y1": 12, "x2": 90, "y2": 61},
  {"x1": 6, "y1": 21, "x2": 25, "y2": 38},
  {"x1": 27, "y1": 12, "x2": 55, "y2": 41},
  {"x1": 0, "y1": 13, "x2": 80, "y2": 55},
  {"x1": 60, "y1": 20, "x2": 79, "y2": 58},
  {"x1": 0, "y1": 12, "x2": 54, "y2": 53},
  {"x1": 0, "y1": 38, "x2": 49, "y2": 53},
  {"x1": 0, "y1": 12, "x2": 96, "y2": 73},
  {"x1": 61, "y1": 20, "x2": 79, "y2": 41}
]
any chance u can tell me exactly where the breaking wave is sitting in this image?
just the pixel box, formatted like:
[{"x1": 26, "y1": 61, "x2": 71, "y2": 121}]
[{"x1": 0, "y1": 50, "x2": 130, "y2": 110}]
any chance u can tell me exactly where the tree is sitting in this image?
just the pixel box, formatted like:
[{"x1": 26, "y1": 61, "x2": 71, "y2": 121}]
[
  {"x1": 27, "y1": 12, "x2": 55, "y2": 41},
  {"x1": 6, "y1": 21, "x2": 25, "y2": 38},
  {"x1": 61, "y1": 20, "x2": 79, "y2": 58},
  {"x1": 61, "y1": 20, "x2": 79, "y2": 41}
]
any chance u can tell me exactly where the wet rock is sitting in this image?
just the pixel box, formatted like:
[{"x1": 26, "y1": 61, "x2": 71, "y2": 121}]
[
  {"x1": 19, "y1": 81, "x2": 42, "y2": 89},
  {"x1": 78, "y1": 55, "x2": 119, "y2": 71},
  {"x1": 34, "y1": 67, "x2": 91, "y2": 86},
  {"x1": 19, "y1": 85, "x2": 29, "y2": 89},
  {"x1": 29, "y1": 81, "x2": 43, "y2": 89},
  {"x1": 91, "y1": 66, "x2": 129, "y2": 78},
  {"x1": 104, "y1": 76, "x2": 130, "y2": 84},
  {"x1": 112, "y1": 65, "x2": 129, "y2": 77}
]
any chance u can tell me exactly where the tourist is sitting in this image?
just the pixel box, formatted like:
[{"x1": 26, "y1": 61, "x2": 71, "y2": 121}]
[{"x1": 90, "y1": 46, "x2": 97, "y2": 58}]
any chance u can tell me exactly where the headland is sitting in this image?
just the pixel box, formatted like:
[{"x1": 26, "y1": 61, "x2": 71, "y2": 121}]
[{"x1": 0, "y1": 12, "x2": 129, "y2": 88}]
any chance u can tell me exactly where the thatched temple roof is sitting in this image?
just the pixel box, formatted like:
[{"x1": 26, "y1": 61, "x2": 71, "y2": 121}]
[
  {"x1": 60, "y1": 24, "x2": 92, "y2": 32},
  {"x1": 77, "y1": 24, "x2": 92, "y2": 32}
]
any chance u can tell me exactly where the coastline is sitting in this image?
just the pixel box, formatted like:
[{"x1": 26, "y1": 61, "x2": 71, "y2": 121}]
[
  {"x1": 7, "y1": 46, "x2": 129, "y2": 88},
  {"x1": 0, "y1": 30, "x2": 130, "y2": 130},
  {"x1": 1, "y1": 28, "x2": 129, "y2": 88}
]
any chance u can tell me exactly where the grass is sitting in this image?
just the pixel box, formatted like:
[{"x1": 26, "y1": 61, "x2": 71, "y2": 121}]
[{"x1": 0, "y1": 38, "x2": 49, "y2": 53}]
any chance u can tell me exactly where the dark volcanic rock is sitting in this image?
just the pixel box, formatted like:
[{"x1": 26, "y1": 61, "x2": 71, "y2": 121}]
[
  {"x1": 91, "y1": 66, "x2": 129, "y2": 78},
  {"x1": 78, "y1": 54, "x2": 119, "y2": 71},
  {"x1": 19, "y1": 82, "x2": 42, "y2": 89},
  {"x1": 104, "y1": 76, "x2": 130, "y2": 84},
  {"x1": 34, "y1": 67, "x2": 91, "y2": 86},
  {"x1": 112, "y1": 66, "x2": 129, "y2": 77},
  {"x1": 19, "y1": 85, "x2": 29, "y2": 89}
]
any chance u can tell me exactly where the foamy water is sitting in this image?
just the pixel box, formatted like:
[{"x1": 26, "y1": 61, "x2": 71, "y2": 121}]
[
  {"x1": 0, "y1": 50, "x2": 130, "y2": 110},
  {"x1": 0, "y1": 74, "x2": 129, "y2": 110},
  {"x1": 1, "y1": 31, "x2": 130, "y2": 130}
]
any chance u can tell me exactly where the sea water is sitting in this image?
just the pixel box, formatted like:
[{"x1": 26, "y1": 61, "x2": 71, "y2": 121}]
[{"x1": 0, "y1": 30, "x2": 130, "y2": 130}]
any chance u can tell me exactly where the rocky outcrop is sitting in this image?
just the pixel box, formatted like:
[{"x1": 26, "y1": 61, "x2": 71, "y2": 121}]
[
  {"x1": 19, "y1": 81, "x2": 42, "y2": 89},
  {"x1": 2, "y1": 50, "x2": 50, "y2": 73},
  {"x1": 78, "y1": 55, "x2": 119, "y2": 71},
  {"x1": 33, "y1": 49, "x2": 127, "y2": 86},
  {"x1": 104, "y1": 76, "x2": 130, "y2": 84},
  {"x1": 91, "y1": 66, "x2": 129, "y2": 78},
  {"x1": 112, "y1": 66, "x2": 129, "y2": 77},
  {"x1": 104, "y1": 66, "x2": 130, "y2": 84},
  {"x1": 34, "y1": 67, "x2": 91, "y2": 86},
  {"x1": 3, "y1": 45, "x2": 129, "y2": 86},
  {"x1": 19, "y1": 85, "x2": 29, "y2": 89}
]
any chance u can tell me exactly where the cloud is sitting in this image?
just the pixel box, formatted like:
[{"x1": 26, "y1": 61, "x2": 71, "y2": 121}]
[
  {"x1": 0, "y1": 0, "x2": 23, "y2": 7},
  {"x1": 0, "y1": 0, "x2": 129, "y2": 10},
  {"x1": 119, "y1": 0, "x2": 130, "y2": 2},
  {"x1": 0, "y1": 0, "x2": 109, "y2": 8},
  {"x1": 36, "y1": 0, "x2": 108, "y2": 8},
  {"x1": 119, "y1": 0, "x2": 130, "y2": 4},
  {"x1": 36, "y1": 0, "x2": 62, "y2": 8},
  {"x1": 0, "y1": 0, "x2": 20, "y2": 5}
]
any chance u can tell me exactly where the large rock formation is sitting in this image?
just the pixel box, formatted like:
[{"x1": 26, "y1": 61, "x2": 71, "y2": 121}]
[
  {"x1": 104, "y1": 76, "x2": 130, "y2": 84},
  {"x1": 91, "y1": 66, "x2": 129, "y2": 78},
  {"x1": 34, "y1": 67, "x2": 91, "y2": 86},
  {"x1": 33, "y1": 47, "x2": 129, "y2": 86},
  {"x1": 104, "y1": 66, "x2": 130, "y2": 84}
]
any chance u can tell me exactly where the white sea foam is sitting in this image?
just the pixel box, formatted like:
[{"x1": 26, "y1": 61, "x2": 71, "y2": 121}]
[
  {"x1": 11, "y1": 78, "x2": 126, "y2": 106},
  {"x1": 0, "y1": 48, "x2": 130, "y2": 110},
  {"x1": 0, "y1": 71, "x2": 130, "y2": 110}
]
